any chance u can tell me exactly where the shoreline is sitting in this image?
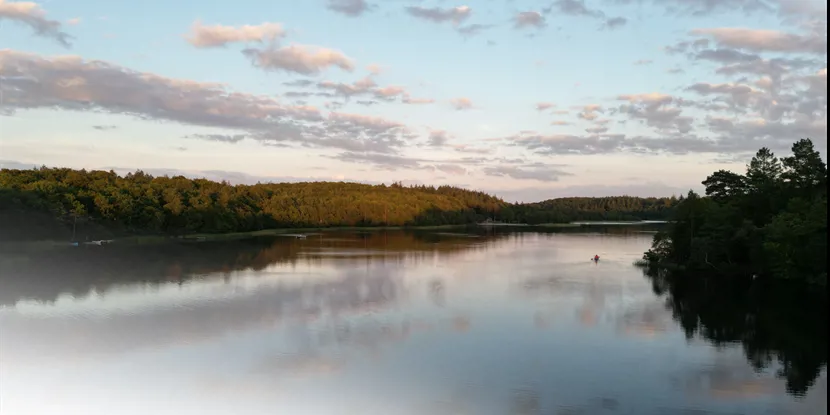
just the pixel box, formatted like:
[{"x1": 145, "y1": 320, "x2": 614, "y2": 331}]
[{"x1": 0, "y1": 220, "x2": 669, "y2": 250}]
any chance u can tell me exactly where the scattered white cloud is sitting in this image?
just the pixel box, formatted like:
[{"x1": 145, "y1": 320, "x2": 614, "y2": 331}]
[
  {"x1": 0, "y1": 49, "x2": 413, "y2": 154},
  {"x1": 405, "y1": 5, "x2": 471, "y2": 26},
  {"x1": 690, "y1": 27, "x2": 827, "y2": 54},
  {"x1": 513, "y1": 11, "x2": 545, "y2": 29},
  {"x1": 242, "y1": 44, "x2": 354, "y2": 75},
  {"x1": 0, "y1": 0, "x2": 71, "y2": 46},
  {"x1": 184, "y1": 21, "x2": 285, "y2": 48},
  {"x1": 450, "y1": 97, "x2": 474, "y2": 111},
  {"x1": 550, "y1": 0, "x2": 604, "y2": 18},
  {"x1": 603, "y1": 17, "x2": 628, "y2": 30},
  {"x1": 483, "y1": 163, "x2": 572, "y2": 182},
  {"x1": 457, "y1": 23, "x2": 494, "y2": 37},
  {"x1": 536, "y1": 102, "x2": 556, "y2": 111},
  {"x1": 326, "y1": 0, "x2": 373, "y2": 17}
]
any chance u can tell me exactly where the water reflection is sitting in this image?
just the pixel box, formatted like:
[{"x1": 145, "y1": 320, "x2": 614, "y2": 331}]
[
  {"x1": 0, "y1": 230, "x2": 512, "y2": 307},
  {"x1": 642, "y1": 266, "x2": 828, "y2": 397},
  {"x1": 0, "y1": 228, "x2": 825, "y2": 415}
]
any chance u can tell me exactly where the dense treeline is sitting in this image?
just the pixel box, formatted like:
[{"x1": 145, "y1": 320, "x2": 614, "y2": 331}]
[
  {"x1": 512, "y1": 196, "x2": 677, "y2": 223},
  {"x1": 643, "y1": 139, "x2": 827, "y2": 285},
  {"x1": 0, "y1": 166, "x2": 677, "y2": 241}
]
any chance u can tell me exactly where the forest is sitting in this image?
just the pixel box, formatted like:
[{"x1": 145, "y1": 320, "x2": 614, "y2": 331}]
[
  {"x1": 642, "y1": 139, "x2": 827, "y2": 285},
  {"x1": 0, "y1": 166, "x2": 677, "y2": 241}
]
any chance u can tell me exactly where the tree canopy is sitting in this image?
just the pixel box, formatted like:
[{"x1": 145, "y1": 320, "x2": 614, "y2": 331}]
[
  {"x1": 0, "y1": 167, "x2": 677, "y2": 241},
  {"x1": 643, "y1": 139, "x2": 827, "y2": 285}
]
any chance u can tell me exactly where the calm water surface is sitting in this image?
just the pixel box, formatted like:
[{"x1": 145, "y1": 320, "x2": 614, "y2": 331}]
[{"x1": 0, "y1": 229, "x2": 826, "y2": 415}]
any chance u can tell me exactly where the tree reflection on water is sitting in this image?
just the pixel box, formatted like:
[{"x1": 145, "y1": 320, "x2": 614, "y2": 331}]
[{"x1": 642, "y1": 266, "x2": 828, "y2": 396}]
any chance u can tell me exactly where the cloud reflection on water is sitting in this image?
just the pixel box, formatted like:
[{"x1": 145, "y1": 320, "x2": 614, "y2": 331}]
[{"x1": 0, "y1": 228, "x2": 824, "y2": 415}]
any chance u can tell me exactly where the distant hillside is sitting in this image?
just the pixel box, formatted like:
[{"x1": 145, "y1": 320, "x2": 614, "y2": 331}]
[
  {"x1": 0, "y1": 167, "x2": 677, "y2": 241},
  {"x1": 511, "y1": 196, "x2": 678, "y2": 224}
]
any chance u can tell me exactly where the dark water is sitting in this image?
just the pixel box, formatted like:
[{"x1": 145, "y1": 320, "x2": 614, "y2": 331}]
[{"x1": 0, "y1": 228, "x2": 826, "y2": 415}]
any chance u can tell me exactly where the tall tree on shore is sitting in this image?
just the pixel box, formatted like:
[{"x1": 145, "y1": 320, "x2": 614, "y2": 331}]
[{"x1": 643, "y1": 139, "x2": 827, "y2": 285}]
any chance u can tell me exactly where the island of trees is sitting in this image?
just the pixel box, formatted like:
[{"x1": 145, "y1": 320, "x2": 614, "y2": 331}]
[
  {"x1": 641, "y1": 138, "x2": 827, "y2": 286},
  {"x1": 0, "y1": 166, "x2": 677, "y2": 242}
]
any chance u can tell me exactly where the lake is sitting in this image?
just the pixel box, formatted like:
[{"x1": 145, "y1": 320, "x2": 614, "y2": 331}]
[{"x1": 0, "y1": 228, "x2": 826, "y2": 415}]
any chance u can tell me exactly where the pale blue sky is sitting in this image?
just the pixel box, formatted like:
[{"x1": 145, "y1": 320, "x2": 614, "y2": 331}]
[{"x1": 1, "y1": 0, "x2": 827, "y2": 201}]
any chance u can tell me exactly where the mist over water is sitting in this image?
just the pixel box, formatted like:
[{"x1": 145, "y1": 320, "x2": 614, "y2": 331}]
[{"x1": 0, "y1": 228, "x2": 826, "y2": 415}]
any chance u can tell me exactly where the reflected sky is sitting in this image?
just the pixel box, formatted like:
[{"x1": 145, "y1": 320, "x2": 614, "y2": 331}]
[{"x1": 0, "y1": 230, "x2": 825, "y2": 415}]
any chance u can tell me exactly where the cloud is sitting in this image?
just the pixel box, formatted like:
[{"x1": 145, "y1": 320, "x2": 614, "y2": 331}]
[
  {"x1": 186, "y1": 133, "x2": 247, "y2": 144},
  {"x1": 328, "y1": 111, "x2": 403, "y2": 132},
  {"x1": 603, "y1": 17, "x2": 628, "y2": 30},
  {"x1": 686, "y1": 82, "x2": 757, "y2": 96},
  {"x1": 374, "y1": 85, "x2": 408, "y2": 101},
  {"x1": 575, "y1": 104, "x2": 604, "y2": 121},
  {"x1": 402, "y1": 95, "x2": 435, "y2": 105},
  {"x1": 694, "y1": 48, "x2": 763, "y2": 64},
  {"x1": 456, "y1": 23, "x2": 494, "y2": 37},
  {"x1": 536, "y1": 102, "x2": 556, "y2": 111},
  {"x1": 242, "y1": 44, "x2": 355, "y2": 75},
  {"x1": 427, "y1": 130, "x2": 450, "y2": 147},
  {"x1": 687, "y1": 81, "x2": 790, "y2": 120},
  {"x1": 317, "y1": 75, "x2": 378, "y2": 97},
  {"x1": 504, "y1": 69, "x2": 825, "y2": 157},
  {"x1": 331, "y1": 152, "x2": 423, "y2": 170},
  {"x1": 450, "y1": 97, "x2": 474, "y2": 111},
  {"x1": 509, "y1": 132, "x2": 628, "y2": 155},
  {"x1": 615, "y1": 0, "x2": 827, "y2": 27},
  {"x1": 366, "y1": 63, "x2": 382, "y2": 74},
  {"x1": 328, "y1": 149, "x2": 516, "y2": 172},
  {"x1": 184, "y1": 21, "x2": 285, "y2": 48},
  {"x1": 290, "y1": 74, "x2": 433, "y2": 105},
  {"x1": 405, "y1": 5, "x2": 471, "y2": 26},
  {"x1": 326, "y1": 0, "x2": 373, "y2": 17},
  {"x1": 617, "y1": 93, "x2": 694, "y2": 134},
  {"x1": 66, "y1": 17, "x2": 80, "y2": 26},
  {"x1": 513, "y1": 11, "x2": 545, "y2": 29},
  {"x1": 551, "y1": 121, "x2": 572, "y2": 126},
  {"x1": 550, "y1": 0, "x2": 605, "y2": 18},
  {"x1": 0, "y1": 159, "x2": 38, "y2": 170},
  {"x1": 690, "y1": 27, "x2": 827, "y2": 54},
  {"x1": 617, "y1": 92, "x2": 674, "y2": 106},
  {"x1": 633, "y1": 59, "x2": 653, "y2": 65},
  {"x1": 586, "y1": 126, "x2": 609, "y2": 134},
  {"x1": 434, "y1": 164, "x2": 467, "y2": 175},
  {"x1": 668, "y1": 28, "x2": 826, "y2": 127},
  {"x1": 665, "y1": 38, "x2": 711, "y2": 55},
  {"x1": 92, "y1": 125, "x2": 117, "y2": 131},
  {"x1": 0, "y1": 0, "x2": 71, "y2": 47},
  {"x1": 482, "y1": 163, "x2": 572, "y2": 182},
  {"x1": 0, "y1": 49, "x2": 415, "y2": 154},
  {"x1": 283, "y1": 79, "x2": 316, "y2": 88},
  {"x1": 450, "y1": 144, "x2": 492, "y2": 155}
]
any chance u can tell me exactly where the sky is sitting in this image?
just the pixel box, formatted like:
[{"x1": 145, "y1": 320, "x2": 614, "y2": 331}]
[{"x1": 0, "y1": 0, "x2": 827, "y2": 202}]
